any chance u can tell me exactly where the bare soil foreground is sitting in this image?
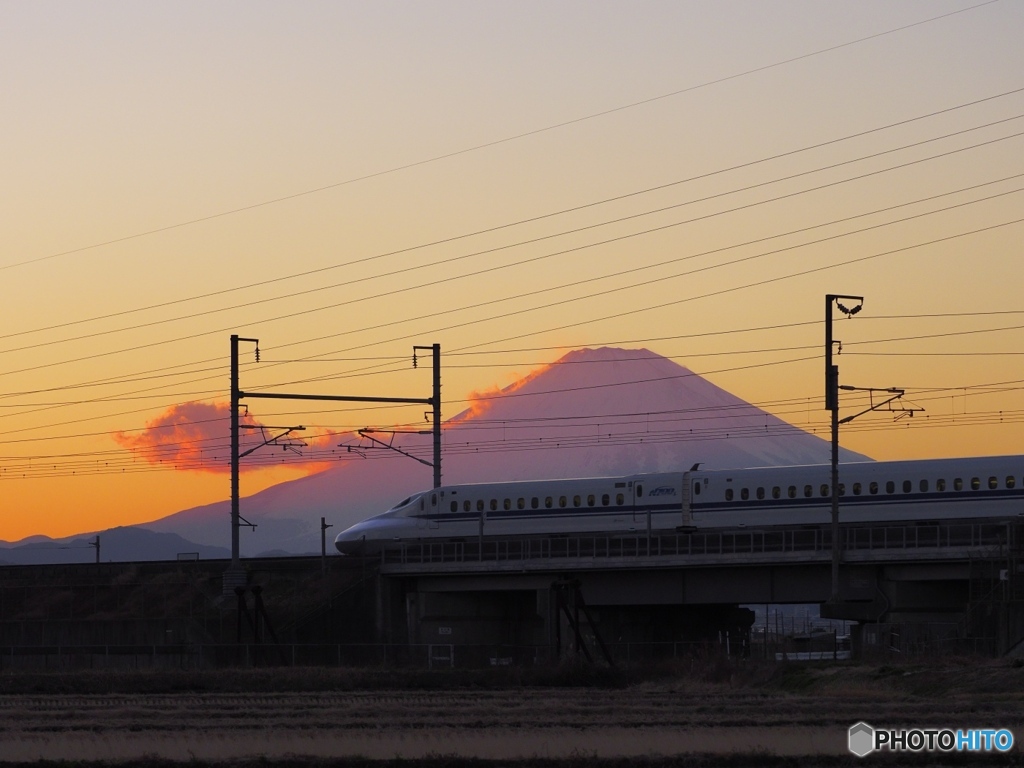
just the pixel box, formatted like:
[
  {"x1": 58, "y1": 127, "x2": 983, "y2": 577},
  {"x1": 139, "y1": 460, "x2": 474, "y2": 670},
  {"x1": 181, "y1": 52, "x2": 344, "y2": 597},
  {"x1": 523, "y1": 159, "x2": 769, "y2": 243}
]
[{"x1": 1, "y1": 660, "x2": 1023, "y2": 766}]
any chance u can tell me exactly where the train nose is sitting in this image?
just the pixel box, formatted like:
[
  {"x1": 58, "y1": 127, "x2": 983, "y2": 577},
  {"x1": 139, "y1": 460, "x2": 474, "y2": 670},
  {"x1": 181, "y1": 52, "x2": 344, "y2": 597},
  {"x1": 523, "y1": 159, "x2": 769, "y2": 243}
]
[{"x1": 334, "y1": 530, "x2": 366, "y2": 556}]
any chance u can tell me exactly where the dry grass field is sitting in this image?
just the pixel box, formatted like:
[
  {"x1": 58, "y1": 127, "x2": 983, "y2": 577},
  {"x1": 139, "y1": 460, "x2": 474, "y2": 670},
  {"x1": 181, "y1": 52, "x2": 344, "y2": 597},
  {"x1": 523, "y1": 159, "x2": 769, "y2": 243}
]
[{"x1": 1, "y1": 659, "x2": 1023, "y2": 766}]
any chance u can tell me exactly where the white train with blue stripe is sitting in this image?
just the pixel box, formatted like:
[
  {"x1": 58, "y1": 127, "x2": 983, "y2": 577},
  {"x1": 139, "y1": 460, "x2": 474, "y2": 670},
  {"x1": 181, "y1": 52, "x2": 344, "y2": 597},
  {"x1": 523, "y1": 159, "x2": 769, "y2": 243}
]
[{"x1": 334, "y1": 455, "x2": 1024, "y2": 554}]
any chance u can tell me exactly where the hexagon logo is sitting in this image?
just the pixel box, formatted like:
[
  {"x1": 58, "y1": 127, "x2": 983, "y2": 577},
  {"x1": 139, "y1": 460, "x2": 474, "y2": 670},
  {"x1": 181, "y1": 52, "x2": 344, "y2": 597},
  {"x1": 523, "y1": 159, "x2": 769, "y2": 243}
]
[{"x1": 849, "y1": 722, "x2": 875, "y2": 757}]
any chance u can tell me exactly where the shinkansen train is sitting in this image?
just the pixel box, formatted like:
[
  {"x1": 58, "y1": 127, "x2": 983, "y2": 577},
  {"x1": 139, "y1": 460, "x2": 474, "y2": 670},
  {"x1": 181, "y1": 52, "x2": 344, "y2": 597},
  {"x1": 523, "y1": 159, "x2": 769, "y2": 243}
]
[{"x1": 334, "y1": 455, "x2": 1024, "y2": 555}]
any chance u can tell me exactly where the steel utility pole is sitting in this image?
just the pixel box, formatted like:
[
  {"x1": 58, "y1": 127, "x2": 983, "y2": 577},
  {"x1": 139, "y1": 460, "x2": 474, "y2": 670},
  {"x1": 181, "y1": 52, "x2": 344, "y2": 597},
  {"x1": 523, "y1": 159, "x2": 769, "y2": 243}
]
[
  {"x1": 825, "y1": 294, "x2": 863, "y2": 604},
  {"x1": 414, "y1": 344, "x2": 442, "y2": 488},
  {"x1": 230, "y1": 335, "x2": 259, "y2": 574},
  {"x1": 320, "y1": 517, "x2": 333, "y2": 575}
]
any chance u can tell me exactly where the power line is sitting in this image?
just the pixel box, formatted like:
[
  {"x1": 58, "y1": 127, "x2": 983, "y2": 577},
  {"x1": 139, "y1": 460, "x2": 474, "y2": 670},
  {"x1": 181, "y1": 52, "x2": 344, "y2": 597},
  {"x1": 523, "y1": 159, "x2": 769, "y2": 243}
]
[
  {"x1": 1, "y1": 0, "x2": 1003, "y2": 275},
  {"x1": 6, "y1": 114, "x2": 1023, "y2": 360}
]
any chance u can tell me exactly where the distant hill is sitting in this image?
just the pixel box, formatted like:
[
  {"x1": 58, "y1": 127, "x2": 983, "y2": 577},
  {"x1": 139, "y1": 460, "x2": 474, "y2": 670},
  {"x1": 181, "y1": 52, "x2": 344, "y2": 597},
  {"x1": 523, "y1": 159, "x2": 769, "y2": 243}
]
[
  {"x1": 0, "y1": 527, "x2": 229, "y2": 565},
  {"x1": 140, "y1": 347, "x2": 871, "y2": 556}
]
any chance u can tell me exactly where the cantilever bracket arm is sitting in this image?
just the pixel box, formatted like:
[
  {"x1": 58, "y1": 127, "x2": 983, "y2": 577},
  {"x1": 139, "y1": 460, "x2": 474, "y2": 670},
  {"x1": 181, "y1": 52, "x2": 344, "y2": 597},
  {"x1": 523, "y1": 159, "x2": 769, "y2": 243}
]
[
  {"x1": 239, "y1": 425, "x2": 305, "y2": 459},
  {"x1": 838, "y1": 386, "x2": 924, "y2": 425},
  {"x1": 354, "y1": 428, "x2": 434, "y2": 468}
]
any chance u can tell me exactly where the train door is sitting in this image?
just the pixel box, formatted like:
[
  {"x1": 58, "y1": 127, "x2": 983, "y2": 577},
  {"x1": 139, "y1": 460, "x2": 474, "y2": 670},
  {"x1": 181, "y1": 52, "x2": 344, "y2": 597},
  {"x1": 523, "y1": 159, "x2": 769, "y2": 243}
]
[
  {"x1": 417, "y1": 492, "x2": 440, "y2": 530},
  {"x1": 632, "y1": 479, "x2": 646, "y2": 528}
]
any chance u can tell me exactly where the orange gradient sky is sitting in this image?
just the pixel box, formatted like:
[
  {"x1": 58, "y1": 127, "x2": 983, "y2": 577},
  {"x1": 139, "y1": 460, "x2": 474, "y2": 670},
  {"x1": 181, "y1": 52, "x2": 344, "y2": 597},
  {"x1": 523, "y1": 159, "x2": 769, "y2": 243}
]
[{"x1": 1, "y1": 1, "x2": 1023, "y2": 542}]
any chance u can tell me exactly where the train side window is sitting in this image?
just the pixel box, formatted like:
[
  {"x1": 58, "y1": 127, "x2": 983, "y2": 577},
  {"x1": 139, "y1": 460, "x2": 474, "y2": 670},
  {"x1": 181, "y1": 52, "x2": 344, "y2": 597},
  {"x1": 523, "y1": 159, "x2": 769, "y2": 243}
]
[
  {"x1": 902, "y1": 480, "x2": 911, "y2": 493},
  {"x1": 693, "y1": 483, "x2": 701, "y2": 496},
  {"x1": 852, "y1": 482, "x2": 862, "y2": 495},
  {"x1": 971, "y1": 477, "x2": 980, "y2": 491},
  {"x1": 869, "y1": 482, "x2": 878, "y2": 495},
  {"x1": 804, "y1": 485, "x2": 813, "y2": 498},
  {"x1": 450, "y1": 501, "x2": 457, "y2": 512},
  {"x1": 464, "y1": 500, "x2": 471, "y2": 512},
  {"x1": 771, "y1": 486, "x2": 781, "y2": 500},
  {"x1": 517, "y1": 498, "x2": 526, "y2": 510},
  {"x1": 740, "y1": 488, "x2": 749, "y2": 501},
  {"x1": 954, "y1": 478, "x2": 963, "y2": 491},
  {"x1": 531, "y1": 497, "x2": 539, "y2": 509},
  {"x1": 490, "y1": 499, "x2": 498, "y2": 511},
  {"x1": 725, "y1": 489, "x2": 734, "y2": 501},
  {"x1": 885, "y1": 481, "x2": 895, "y2": 494},
  {"x1": 988, "y1": 476, "x2": 998, "y2": 490},
  {"x1": 936, "y1": 479, "x2": 945, "y2": 492},
  {"x1": 545, "y1": 497, "x2": 553, "y2": 509},
  {"x1": 587, "y1": 494, "x2": 596, "y2": 507},
  {"x1": 477, "y1": 500, "x2": 485, "y2": 512},
  {"x1": 636, "y1": 485, "x2": 643, "y2": 497},
  {"x1": 601, "y1": 494, "x2": 610, "y2": 506},
  {"x1": 616, "y1": 493, "x2": 624, "y2": 505},
  {"x1": 919, "y1": 480, "x2": 928, "y2": 493},
  {"x1": 504, "y1": 498, "x2": 511, "y2": 510},
  {"x1": 559, "y1": 496, "x2": 567, "y2": 508},
  {"x1": 820, "y1": 484, "x2": 829, "y2": 497},
  {"x1": 1007, "y1": 476, "x2": 1017, "y2": 489},
  {"x1": 756, "y1": 487, "x2": 765, "y2": 500},
  {"x1": 573, "y1": 495, "x2": 581, "y2": 507},
  {"x1": 431, "y1": 493, "x2": 437, "y2": 506},
  {"x1": 788, "y1": 486, "x2": 797, "y2": 499},
  {"x1": 838, "y1": 484, "x2": 845, "y2": 496}
]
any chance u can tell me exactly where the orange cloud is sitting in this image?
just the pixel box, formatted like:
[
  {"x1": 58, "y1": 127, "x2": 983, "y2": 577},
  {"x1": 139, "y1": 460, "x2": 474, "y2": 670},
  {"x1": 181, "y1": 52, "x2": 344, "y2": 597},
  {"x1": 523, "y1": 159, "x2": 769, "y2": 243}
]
[{"x1": 112, "y1": 402, "x2": 335, "y2": 474}]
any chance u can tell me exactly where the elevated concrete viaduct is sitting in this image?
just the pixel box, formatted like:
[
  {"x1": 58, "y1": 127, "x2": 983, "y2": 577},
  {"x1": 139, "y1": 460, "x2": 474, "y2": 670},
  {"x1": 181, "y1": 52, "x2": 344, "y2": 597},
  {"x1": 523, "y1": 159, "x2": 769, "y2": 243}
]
[{"x1": 374, "y1": 520, "x2": 1024, "y2": 659}]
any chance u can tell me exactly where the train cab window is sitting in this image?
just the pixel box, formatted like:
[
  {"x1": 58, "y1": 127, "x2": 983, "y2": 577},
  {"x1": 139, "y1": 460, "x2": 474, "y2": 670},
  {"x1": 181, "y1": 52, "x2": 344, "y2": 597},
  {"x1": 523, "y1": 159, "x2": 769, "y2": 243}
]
[
  {"x1": 587, "y1": 494, "x2": 596, "y2": 507},
  {"x1": 1007, "y1": 476, "x2": 1017, "y2": 489},
  {"x1": 490, "y1": 499, "x2": 498, "y2": 511},
  {"x1": 545, "y1": 497, "x2": 553, "y2": 509},
  {"x1": 852, "y1": 482, "x2": 862, "y2": 495},
  {"x1": 919, "y1": 480, "x2": 928, "y2": 493},
  {"x1": 988, "y1": 476, "x2": 998, "y2": 490},
  {"x1": 788, "y1": 486, "x2": 797, "y2": 499},
  {"x1": 869, "y1": 482, "x2": 879, "y2": 495},
  {"x1": 531, "y1": 497, "x2": 539, "y2": 509},
  {"x1": 902, "y1": 480, "x2": 912, "y2": 493},
  {"x1": 517, "y1": 498, "x2": 526, "y2": 510},
  {"x1": 820, "y1": 484, "x2": 829, "y2": 497},
  {"x1": 573, "y1": 495, "x2": 581, "y2": 507},
  {"x1": 477, "y1": 500, "x2": 485, "y2": 512},
  {"x1": 771, "y1": 486, "x2": 781, "y2": 500},
  {"x1": 936, "y1": 479, "x2": 946, "y2": 492},
  {"x1": 741, "y1": 488, "x2": 749, "y2": 500},
  {"x1": 601, "y1": 494, "x2": 610, "y2": 506},
  {"x1": 804, "y1": 485, "x2": 813, "y2": 498},
  {"x1": 616, "y1": 493, "x2": 624, "y2": 505},
  {"x1": 504, "y1": 498, "x2": 511, "y2": 510},
  {"x1": 971, "y1": 477, "x2": 980, "y2": 491},
  {"x1": 725, "y1": 489, "x2": 734, "y2": 501},
  {"x1": 954, "y1": 478, "x2": 963, "y2": 491},
  {"x1": 464, "y1": 500, "x2": 471, "y2": 512},
  {"x1": 756, "y1": 487, "x2": 765, "y2": 500},
  {"x1": 450, "y1": 501, "x2": 458, "y2": 512},
  {"x1": 885, "y1": 481, "x2": 895, "y2": 494},
  {"x1": 559, "y1": 496, "x2": 568, "y2": 508}
]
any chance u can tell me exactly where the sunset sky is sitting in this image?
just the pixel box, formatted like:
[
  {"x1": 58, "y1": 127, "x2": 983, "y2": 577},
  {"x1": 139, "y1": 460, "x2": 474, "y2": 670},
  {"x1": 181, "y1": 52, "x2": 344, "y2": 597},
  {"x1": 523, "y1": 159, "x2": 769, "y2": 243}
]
[{"x1": 2, "y1": 1, "x2": 1023, "y2": 542}]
